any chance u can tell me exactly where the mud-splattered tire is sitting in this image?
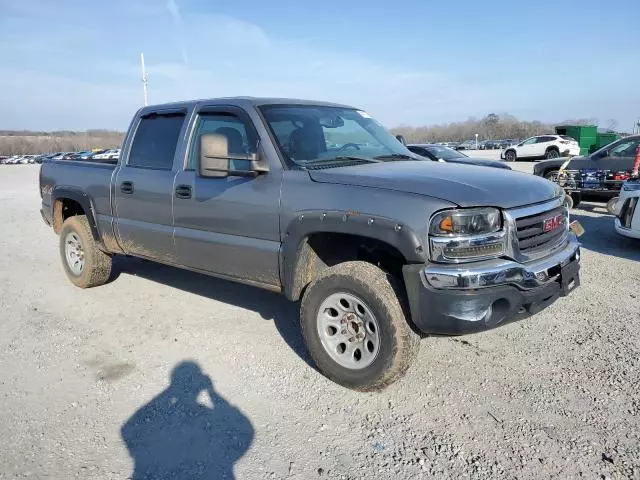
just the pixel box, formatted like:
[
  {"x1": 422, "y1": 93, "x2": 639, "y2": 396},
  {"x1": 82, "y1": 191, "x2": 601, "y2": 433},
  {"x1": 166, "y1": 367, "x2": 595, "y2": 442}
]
[
  {"x1": 300, "y1": 261, "x2": 420, "y2": 391},
  {"x1": 59, "y1": 215, "x2": 112, "y2": 288}
]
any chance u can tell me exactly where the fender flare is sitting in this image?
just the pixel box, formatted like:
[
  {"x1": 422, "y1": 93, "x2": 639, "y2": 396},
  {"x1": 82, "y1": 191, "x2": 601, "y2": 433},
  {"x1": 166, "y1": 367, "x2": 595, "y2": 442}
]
[
  {"x1": 280, "y1": 210, "x2": 426, "y2": 300},
  {"x1": 51, "y1": 187, "x2": 103, "y2": 245}
]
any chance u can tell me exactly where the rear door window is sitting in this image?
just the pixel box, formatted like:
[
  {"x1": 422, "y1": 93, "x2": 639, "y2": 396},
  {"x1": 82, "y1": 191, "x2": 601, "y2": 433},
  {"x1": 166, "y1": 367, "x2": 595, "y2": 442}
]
[{"x1": 128, "y1": 112, "x2": 186, "y2": 170}]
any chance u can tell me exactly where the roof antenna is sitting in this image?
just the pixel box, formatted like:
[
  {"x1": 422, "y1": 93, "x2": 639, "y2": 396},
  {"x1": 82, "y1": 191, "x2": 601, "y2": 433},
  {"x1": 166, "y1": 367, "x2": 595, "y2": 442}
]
[{"x1": 140, "y1": 52, "x2": 149, "y2": 106}]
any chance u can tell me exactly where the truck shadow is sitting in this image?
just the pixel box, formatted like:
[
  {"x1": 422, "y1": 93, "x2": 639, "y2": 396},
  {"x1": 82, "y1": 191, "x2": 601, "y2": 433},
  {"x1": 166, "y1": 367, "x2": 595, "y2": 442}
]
[
  {"x1": 570, "y1": 210, "x2": 640, "y2": 261},
  {"x1": 111, "y1": 256, "x2": 314, "y2": 366},
  {"x1": 121, "y1": 361, "x2": 254, "y2": 480}
]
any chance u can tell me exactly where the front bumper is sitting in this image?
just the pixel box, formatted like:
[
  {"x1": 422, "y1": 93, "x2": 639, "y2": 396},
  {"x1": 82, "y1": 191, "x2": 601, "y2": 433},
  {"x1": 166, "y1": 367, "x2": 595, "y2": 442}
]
[{"x1": 403, "y1": 235, "x2": 581, "y2": 335}]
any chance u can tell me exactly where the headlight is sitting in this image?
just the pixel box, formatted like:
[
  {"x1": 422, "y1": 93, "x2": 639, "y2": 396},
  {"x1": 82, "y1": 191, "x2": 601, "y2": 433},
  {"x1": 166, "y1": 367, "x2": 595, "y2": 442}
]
[
  {"x1": 429, "y1": 208, "x2": 505, "y2": 262},
  {"x1": 622, "y1": 181, "x2": 640, "y2": 192},
  {"x1": 430, "y1": 207, "x2": 502, "y2": 236}
]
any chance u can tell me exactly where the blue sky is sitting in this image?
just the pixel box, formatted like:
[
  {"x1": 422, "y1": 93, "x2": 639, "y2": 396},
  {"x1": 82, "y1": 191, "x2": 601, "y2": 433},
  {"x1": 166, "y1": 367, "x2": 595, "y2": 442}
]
[{"x1": 1, "y1": 0, "x2": 638, "y2": 131}]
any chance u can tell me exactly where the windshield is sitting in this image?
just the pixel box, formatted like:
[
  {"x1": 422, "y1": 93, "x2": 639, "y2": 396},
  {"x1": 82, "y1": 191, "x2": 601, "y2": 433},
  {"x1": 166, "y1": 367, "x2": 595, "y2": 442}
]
[
  {"x1": 425, "y1": 145, "x2": 467, "y2": 161},
  {"x1": 260, "y1": 105, "x2": 413, "y2": 166}
]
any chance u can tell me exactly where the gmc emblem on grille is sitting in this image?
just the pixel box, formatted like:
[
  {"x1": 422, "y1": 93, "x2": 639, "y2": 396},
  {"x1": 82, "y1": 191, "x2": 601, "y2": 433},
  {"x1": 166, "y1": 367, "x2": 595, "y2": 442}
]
[{"x1": 543, "y1": 214, "x2": 564, "y2": 232}]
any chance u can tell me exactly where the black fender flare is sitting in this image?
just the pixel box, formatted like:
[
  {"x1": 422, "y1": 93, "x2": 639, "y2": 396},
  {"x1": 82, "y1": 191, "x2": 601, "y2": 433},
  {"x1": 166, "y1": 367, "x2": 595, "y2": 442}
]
[
  {"x1": 51, "y1": 187, "x2": 103, "y2": 246},
  {"x1": 280, "y1": 210, "x2": 426, "y2": 300}
]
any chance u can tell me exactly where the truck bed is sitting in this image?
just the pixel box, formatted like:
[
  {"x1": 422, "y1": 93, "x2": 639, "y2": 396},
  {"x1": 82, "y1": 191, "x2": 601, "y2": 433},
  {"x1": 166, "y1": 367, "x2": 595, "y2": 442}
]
[{"x1": 40, "y1": 159, "x2": 117, "y2": 234}]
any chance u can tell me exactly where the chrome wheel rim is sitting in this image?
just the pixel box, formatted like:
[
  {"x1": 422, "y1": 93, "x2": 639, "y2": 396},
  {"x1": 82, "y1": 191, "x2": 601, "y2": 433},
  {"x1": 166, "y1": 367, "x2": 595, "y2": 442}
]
[
  {"x1": 64, "y1": 232, "x2": 85, "y2": 275},
  {"x1": 316, "y1": 292, "x2": 380, "y2": 370}
]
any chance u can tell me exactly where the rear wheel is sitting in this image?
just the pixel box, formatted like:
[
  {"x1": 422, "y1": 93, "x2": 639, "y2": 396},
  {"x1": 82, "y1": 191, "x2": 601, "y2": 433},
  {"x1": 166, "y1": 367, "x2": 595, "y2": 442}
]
[
  {"x1": 300, "y1": 261, "x2": 420, "y2": 391},
  {"x1": 59, "y1": 215, "x2": 112, "y2": 288},
  {"x1": 545, "y1": 148, "x2": 560, "y2": 159},
  {"x1": 505, "y1": 150, "x2": 517, "y2": 162}
]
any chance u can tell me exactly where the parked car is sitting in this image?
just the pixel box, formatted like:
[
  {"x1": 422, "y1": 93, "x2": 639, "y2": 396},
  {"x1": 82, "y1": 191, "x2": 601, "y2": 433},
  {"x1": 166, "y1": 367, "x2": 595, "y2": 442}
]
[
  {"x1": 614, "y1": 178, "x2": 640, "y2": 239},
  {"x1": 455, "y1": 140, "x2": 477, "y2": 151},
  {"x1": 92, "y1": 149, "x2": 120, "y2": 161},
  {"x1": 76, "y1": 151, "x2": 95, "y2": 160},
  {"x1": 481, "y1": 140, "x2": 499, "y2": 150},
  {"x1": 40, "y1": 97, "x2": 581, "y2": 391},
  {"x1": 50, "y1": 152, "x2": 73, "y2": 160},
  {"x1": 502, "y1": 135, "x2": 580, "y2": 162},
  {"x1": 533, "y1": 135, "x2": 640, "y2": 207},
  {"x1": 407, "y1": 144, "x2": 512, "y2": 169}
]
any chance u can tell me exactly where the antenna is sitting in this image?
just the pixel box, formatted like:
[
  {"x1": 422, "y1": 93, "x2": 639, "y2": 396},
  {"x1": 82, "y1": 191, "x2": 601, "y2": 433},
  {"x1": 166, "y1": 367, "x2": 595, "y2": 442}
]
[{"x1": 140, "y1": 52, "x2": 149, "y2": 106}]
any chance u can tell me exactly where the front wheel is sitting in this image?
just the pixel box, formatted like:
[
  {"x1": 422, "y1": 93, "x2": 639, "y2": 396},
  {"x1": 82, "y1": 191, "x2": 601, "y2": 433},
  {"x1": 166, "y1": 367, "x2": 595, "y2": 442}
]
[
  {"x1": 505, "y1": 150, "x2": 517, "y2": 162},
  {"x1": 300, "y1": 261, "x2": 420, "y2": 391},
  {"x1": 606, "y1": 197, "x2": 619, "y2": 215},
  {"x1": 544, "y1": 169, "x2": 560, "y2": 182}
]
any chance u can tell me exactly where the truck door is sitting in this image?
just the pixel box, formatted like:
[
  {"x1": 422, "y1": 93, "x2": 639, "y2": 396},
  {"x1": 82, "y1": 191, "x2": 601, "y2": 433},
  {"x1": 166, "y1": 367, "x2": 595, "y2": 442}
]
[
  {"x1": 599, "y1": 137, "x2": 640, "y2": 172},
  {"x1": 172, "y1": 106, "x2": 282, "y2": 287},
  {"x1": 114, "y1": 110, "x2": 187, "y2": 262}
]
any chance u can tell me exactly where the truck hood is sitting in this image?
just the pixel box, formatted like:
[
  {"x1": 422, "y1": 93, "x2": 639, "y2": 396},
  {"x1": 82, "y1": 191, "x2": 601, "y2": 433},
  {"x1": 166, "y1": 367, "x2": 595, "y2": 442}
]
[{"x1": 308, "y1": 161, "x2": 562, "y2": 209}]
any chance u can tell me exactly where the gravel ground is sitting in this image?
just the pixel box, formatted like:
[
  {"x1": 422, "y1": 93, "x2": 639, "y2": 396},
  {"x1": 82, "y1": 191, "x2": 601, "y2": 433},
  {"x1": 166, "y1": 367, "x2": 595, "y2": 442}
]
[{"x1": 0, "y1": 165, "x2": 638, "y2": 480}]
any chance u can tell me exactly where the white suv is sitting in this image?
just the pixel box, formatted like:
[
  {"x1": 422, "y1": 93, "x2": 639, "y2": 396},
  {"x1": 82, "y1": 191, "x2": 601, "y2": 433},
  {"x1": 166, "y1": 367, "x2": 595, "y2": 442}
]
[{"x1": 502, "y1": 135, "x2": 580, "y2": 162}]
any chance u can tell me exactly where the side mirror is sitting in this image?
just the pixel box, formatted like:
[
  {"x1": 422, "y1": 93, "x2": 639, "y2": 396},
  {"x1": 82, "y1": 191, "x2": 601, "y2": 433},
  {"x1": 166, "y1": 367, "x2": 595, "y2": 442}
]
[
  {"x1": 395, "y1": 134, "x2": 406, "y2": 145},
  {"x1": 199, "y1": 133, "x2": 269, "y2": 178},
  {"x1": 200, "y1": 133, "x2": 230, "y2": 178}
]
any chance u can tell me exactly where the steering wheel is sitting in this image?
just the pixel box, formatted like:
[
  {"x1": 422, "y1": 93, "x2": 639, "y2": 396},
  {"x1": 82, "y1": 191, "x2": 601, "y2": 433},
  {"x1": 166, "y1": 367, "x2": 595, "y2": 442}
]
[{"x1": 337, "y1": 143, "x2": 360, "y2": 151}]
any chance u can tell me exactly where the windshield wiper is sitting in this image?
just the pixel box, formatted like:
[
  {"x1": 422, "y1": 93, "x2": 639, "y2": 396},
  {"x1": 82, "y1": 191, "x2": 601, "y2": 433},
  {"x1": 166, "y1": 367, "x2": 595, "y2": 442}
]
[
  {"x1": 302, "y1": 156, "x2": 383, "y2": 168},
  {"x1": 373, "y1": 153, "x2": 417, "y2": 161}
]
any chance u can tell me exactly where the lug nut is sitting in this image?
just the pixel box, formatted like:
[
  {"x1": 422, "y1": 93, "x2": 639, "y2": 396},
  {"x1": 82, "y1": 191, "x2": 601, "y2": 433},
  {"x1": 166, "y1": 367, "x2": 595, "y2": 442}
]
[
  {"x1": 348, "y1": 337, "x2": 355, "y2": 342},
  {"x1": 340, "y1": 319, "x2": 347, "y2": 324},
  {"x1": 341, "y1": 329, "x2": 347, "y2": 335}
]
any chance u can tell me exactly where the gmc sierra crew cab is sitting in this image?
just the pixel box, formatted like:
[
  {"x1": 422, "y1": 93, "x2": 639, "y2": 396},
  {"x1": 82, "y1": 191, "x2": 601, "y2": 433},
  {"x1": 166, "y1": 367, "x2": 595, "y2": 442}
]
[{"x1": 40, "y1": 97, "x2": 581, "y2": 391}]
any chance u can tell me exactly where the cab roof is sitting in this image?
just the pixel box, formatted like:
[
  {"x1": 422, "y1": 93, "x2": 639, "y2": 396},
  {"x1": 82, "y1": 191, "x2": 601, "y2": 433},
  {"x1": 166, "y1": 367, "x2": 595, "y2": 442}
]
[{"x1": 139, "y1": 97, "x2": 356, "y2": 114}]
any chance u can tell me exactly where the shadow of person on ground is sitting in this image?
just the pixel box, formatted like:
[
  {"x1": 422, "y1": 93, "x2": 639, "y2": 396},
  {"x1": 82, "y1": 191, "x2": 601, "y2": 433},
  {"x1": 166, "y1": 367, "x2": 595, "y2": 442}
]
[
  {"x1": 121, "y1": 361, "x2": 254, "y2": 480},
  {"x1": 111, "y1": 256, "x2": 313, "y2": 366}
]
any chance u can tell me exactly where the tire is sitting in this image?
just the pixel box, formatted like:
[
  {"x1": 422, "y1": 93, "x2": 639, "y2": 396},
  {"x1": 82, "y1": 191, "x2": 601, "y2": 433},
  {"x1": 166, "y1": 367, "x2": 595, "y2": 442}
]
[
  {"x1": 545, "y1": 148, "x2": 560, "y2": 159},
  {"x1": 570, "y1": 192, "x2": 581, "y2": 209},
  {"x1": 606, "y1": 197, "x2": 619, "y2": 215},
  {"x1": 300, "y1": 261, "x2": 420, "y2": 391},
  {"x1": 59, "y1": 215, "x2": 112, "y2": 288},
  {"x1": 544, "y1": 169, "x2": 560, "y2": 182},
  {"x1": 564, "y1": 194, "x2": 574, "y2": 210},
  {"x1": 505, "y1": 149, "x2": 517, "y2": 162}
]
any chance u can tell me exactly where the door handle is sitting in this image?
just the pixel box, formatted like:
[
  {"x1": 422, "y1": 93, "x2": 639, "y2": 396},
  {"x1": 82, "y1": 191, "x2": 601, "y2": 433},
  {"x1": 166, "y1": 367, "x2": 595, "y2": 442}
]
[
  {"x1": 120, "y1": 181, "x2": 134, "y2": 194},
  {"x1": 175, "y1": 184, "x2": 192, "y2": 199}
]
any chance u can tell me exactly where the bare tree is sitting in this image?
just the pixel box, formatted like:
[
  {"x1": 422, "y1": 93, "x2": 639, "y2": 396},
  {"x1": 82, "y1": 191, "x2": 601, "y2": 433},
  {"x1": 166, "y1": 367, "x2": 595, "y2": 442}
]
[
  {"x1": 390, "y1": 113, "x2": 557, "y2": 144},
  {"x1": 0, "y1": 131, "x2": 124, "y2": 156}
]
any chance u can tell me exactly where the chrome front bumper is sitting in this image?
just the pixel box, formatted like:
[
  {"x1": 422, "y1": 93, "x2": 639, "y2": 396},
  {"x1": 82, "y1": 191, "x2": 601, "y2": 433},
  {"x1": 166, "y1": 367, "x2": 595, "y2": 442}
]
[{"x1": 423, "y1": 233, "x2": 581, "y2": 290}]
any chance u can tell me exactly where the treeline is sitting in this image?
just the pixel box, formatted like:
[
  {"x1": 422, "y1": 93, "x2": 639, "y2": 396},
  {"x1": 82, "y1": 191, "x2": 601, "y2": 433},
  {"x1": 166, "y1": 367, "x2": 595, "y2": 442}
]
[
  {"x1": 391, "y1": 113, "x2": 599, "y2": 144},
  {"x1": 0, "y1": 130, "x2": 125, "y2": 155}
]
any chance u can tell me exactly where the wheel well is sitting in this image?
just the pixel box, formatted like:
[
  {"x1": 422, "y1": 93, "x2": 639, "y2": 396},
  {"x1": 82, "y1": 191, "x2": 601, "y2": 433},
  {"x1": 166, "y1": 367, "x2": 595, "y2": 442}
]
[
  {"x1": 546, "y1": 145, "x2": 559, "y2": 152},
  {"x1": 52, "y1": 198, "x2": 85, "y2": 234},
  {"x1": 289, "y1": 233, "x2": 408, "y2": 301}
]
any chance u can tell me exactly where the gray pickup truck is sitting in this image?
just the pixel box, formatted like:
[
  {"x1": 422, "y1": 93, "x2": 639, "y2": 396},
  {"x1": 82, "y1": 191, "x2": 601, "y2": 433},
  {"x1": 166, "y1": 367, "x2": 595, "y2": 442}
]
[{"x1": 40, "y1": 97, "x2": 581, "y2": 391}]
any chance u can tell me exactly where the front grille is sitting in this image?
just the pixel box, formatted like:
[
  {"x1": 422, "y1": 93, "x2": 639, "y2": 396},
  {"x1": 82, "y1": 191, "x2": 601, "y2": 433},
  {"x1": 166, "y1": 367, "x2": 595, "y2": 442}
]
[{"x1": 515, "y1": 205, "x2": 567, "y2": 253}]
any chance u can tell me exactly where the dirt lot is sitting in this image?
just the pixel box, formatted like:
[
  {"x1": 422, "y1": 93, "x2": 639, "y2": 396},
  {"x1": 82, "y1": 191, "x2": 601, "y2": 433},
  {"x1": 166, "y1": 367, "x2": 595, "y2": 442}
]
[{"x1": 0, "y1": 166, "x2": 639, "y2": 480}]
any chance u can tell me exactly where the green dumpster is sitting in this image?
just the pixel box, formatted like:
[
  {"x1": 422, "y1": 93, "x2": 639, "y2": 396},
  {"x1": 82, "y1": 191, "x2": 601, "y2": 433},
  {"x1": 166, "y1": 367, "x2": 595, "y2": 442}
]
[
  {"x1": 595, "y1": 132, "x2": 619, "y2": 151},
  {"x1": 555, "y1": 125, "x2": 597, "y2": 156}
]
